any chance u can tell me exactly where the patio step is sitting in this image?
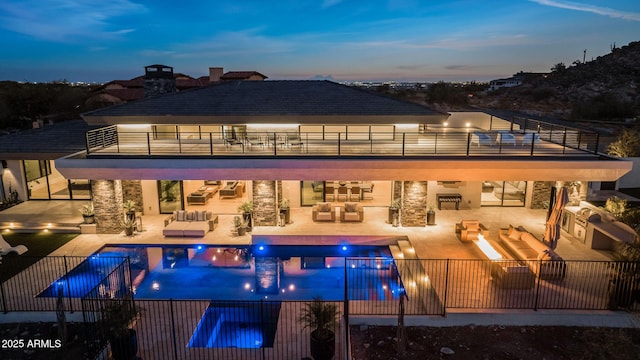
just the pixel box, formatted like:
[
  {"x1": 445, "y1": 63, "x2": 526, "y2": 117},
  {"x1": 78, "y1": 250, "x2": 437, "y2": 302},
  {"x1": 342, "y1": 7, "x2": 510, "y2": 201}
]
[{"x1": 397, "y1": 240, "x2": 417, "y2": 259}]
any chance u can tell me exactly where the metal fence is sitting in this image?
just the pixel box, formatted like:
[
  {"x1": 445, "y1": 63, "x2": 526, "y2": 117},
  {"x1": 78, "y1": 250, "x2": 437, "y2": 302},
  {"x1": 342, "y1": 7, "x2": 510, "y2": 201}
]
[{"x1": 2, "y1": 255, "x2": 639, "y2": 359}]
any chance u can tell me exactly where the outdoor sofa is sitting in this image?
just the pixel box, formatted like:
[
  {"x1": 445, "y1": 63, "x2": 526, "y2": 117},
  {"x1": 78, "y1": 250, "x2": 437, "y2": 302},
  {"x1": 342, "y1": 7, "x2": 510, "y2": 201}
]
[
  {"x1": 219, "y1": 181, "x2": 245, "y2": 199},
  {"x1": 498, "y1": 225, "x2": 566, "y2": 280},
  {"x1": 163, "y1": 210, "x2": 218, "y2": 237}
]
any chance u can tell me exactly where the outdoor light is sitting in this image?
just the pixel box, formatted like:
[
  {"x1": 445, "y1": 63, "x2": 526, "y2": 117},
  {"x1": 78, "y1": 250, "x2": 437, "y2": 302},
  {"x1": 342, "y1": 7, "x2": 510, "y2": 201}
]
[
  {"x1": 376, "y1": 264, "x2": 381, "y2": 269},
  {"x1": 217, "y1": 249, "x2": 221, "y2": 253},
  {"x1": 244, "y1": 283, "x2": 251, "y2": 290},
  {"x1": 443, "y1": 122, "x2": 448, "y2": 127},
  {"x1": 47, "y1": 223, "x2": 52, "y2": 228},
  {"x1": 465, "y1": 122, "x2": 471, "y2": 127},
  {"x1": 258, "y1": 245, "x2": 265, "y2": 251},
  {"x1": 234, "y1": 255, "x2": 239, "y2": 261},
  {"x1": 326, "y1": 264, "x2": 331, "y2": 268},
  {"x1": 288, "y1": 284, "x2": 295, "y2": 291},
  {"x1": 152, "y1": 281, "x2": 160, "y2": 291},
  {"x1": 351, "y1": 264, "x2": 356, "y2": 268},
  {"x1": 212, "y1": 256, "x2": 216, "y2": 261},
  {"x1": 382, "y1": 285, "x2": 387, "y2": 290},
  {"x1": 281, "y1": 289, "x2": 285, "y2": 293},
  {"x1": 341, "y1": 245, "x2": 348, "y2": 251},
  {"x1": 196, "y1": 245, "x2": 203, "y2": 251}
]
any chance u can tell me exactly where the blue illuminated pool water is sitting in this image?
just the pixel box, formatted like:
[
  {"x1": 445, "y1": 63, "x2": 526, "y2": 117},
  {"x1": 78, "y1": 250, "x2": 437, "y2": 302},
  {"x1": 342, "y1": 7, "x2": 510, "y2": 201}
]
[{"x1": 98, "y1": 244, "x2": 400, "y2": 301}]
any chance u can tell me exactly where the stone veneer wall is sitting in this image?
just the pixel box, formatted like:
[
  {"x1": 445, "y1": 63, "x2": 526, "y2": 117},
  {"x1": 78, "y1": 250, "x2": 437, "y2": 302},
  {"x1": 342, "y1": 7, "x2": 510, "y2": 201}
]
[
  {"x1": 402, "y1": 181, "x2": 428, "y2": 227},
  {"x1": 92, "y1": 180, "x2": 124, "y2": 234},
  {"x1": 122, "y1": 180, "x2": 144, "y2": 213},
  {"x1": 531, "y1": 181, "x2": 553, "y2": 209},
  {"x1": 253, "y1": 181, "x2": 277, "y2": 226}
]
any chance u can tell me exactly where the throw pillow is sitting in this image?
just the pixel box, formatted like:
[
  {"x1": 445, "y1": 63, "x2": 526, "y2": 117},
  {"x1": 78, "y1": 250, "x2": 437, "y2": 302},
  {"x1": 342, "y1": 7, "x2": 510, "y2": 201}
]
[
  {"x1": 186, "y1": 211, "x2": 195, "y2": 221},
  {"x1": 176, "y1": 210, "x2": 186, "y2": 222},
  {"x1": 508, "y1": 229, "x2": 522, "y2": 241},
  {"x1": 196, "y1": 210, "x2": 206, "y2": 221},
  {"x1": 345, "y1": 202, "x2": 357, "y2": 212},
  {"x1": 318, "y1": 202, "x2": 330, "y2": 212}
]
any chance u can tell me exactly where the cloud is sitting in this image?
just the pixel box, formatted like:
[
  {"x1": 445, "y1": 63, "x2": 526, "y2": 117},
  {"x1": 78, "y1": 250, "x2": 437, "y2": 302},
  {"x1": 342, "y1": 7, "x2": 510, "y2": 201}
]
[
  {"x1": 529, "y1": 0, "x2": 640, "y2": 21},
  {"x1": 0, "y1": 0, "x2": 147, "y2": 41}
]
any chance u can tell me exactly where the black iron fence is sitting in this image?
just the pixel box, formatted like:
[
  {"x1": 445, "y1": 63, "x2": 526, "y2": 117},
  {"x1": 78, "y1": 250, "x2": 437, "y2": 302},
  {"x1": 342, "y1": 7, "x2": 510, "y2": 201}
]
[{"x1": 2, "y1": 255, "x2": 639, "y2": 359}]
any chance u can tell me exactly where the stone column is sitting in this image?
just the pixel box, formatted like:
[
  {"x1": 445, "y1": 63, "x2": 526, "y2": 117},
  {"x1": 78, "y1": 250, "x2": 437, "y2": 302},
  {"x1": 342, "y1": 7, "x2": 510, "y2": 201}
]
[
  {"x1": 253, "y1": 180, "x2": 277, "y2": 226},
  {"x1": 531, "y1": 181, "x2": 553, "y2": 209},
  {"x1": 402, "y1": 181, "x2": 428, "y2": 227},
  {"x1": 92, "y1": 180, "x2": 124, "y2": 234},
  {"x1": 122, "y1": 180, "x2": 144, "y2": 213}
]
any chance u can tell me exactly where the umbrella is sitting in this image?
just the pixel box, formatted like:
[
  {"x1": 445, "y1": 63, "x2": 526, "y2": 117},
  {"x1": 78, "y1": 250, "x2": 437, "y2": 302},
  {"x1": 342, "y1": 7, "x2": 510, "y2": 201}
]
[{"x1": 543, "y1": 186, "x2": 569, "y2": 257}]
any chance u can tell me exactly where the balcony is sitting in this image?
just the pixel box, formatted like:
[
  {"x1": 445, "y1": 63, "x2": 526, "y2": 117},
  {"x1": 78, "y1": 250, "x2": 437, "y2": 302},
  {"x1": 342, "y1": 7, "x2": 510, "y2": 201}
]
[{"x1": 84, "y1": 126, "x2": 600, "y2": 159}]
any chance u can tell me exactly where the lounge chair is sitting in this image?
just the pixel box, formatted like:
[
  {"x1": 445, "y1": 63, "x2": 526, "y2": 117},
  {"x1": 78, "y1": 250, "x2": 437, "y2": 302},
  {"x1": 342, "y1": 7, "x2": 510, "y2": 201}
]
[
  {"x1": 496, "y1": 131, "x2": 516, "y2": 146},
  {"x1": 521, "y1": 132, "x2": 541, "y2": 146},
  {"x1": 0, "y1": 234, "x2": 28, "y2": 255},
  {"x1": 471, "y1": 132, "x2": 492, "y2": 147}
]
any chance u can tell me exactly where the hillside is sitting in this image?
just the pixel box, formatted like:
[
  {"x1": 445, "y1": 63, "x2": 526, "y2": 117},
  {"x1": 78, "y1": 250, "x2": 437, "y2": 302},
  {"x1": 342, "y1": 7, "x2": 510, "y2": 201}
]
[{"x1": 473, "y1": 41, "x2": 640, "y2": 121}]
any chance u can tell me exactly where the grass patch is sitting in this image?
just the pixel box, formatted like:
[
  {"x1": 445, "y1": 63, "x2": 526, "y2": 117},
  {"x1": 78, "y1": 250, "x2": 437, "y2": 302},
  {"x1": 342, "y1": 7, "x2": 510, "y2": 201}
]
[{"x1": 1, "y1": 232, "x2": 77, "y2": 280}]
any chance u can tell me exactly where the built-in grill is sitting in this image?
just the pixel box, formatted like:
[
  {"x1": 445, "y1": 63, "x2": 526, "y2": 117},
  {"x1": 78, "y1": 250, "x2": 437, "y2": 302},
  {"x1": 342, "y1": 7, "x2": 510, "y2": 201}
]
[{"x1": 574, "y1": 207, "x2": 592, "y2": 228}]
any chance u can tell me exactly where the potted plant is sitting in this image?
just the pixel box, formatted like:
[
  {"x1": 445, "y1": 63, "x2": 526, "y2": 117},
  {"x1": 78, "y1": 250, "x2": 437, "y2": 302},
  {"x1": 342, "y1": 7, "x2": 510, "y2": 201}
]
[
  {"x1": 234, "y1": 216, "x2": 247, "y2": 236},
  {"x1": 238, "y1": 200, "x2": 254, "y2": 231},
  {"x1": 388, "y1": 198, "x2": 402, "y2": 224},
  {"x1": 427, "y1": 204, "x2": 436, "y2": 226},
  {"x1": 279, "y1": 198, "x2": 290, "y2": 225},
  {"x1": 300, "y1": 297, "x2": 339, "y2": 360},
  {"x1": 123, "y1": 200, "x2": 136, "y2": 222},
  {"x1": 101, "y1": 298, "x2": 138, "y2": 360},
  {"x1": 120, "y1": 215, "x2": 136, "y2": 236},
  {"x1": 80, "y1": 202, "x2": 95, "y2": 224}
]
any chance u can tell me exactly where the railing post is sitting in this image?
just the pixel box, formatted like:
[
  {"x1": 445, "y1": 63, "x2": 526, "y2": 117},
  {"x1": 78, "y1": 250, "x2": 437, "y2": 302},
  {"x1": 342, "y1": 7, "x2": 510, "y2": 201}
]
[
  {"x1": 0, "y1": 267, "x2": 7, "y2": 313},
  {"x1": 344, "y1": 257, "x2": 349, "y2": 359},
  {"x1": 466, "y1": 133, "x2": 471, "y2": 156},
  {"x1": 594, "y1": 132, "x2": 600, "y2": 154},
  {"x1": 530, "y1": 133, "x2": 535, "y2": 156},
  {"x1": 146, "y1": 133, "x2": 151, "y2": 155},
  {"x1": 402, "y1": 133, "x2": 405, "y2": 157},
  {"x1": 562, "y1": 128, "x2": 567, "y2": 154},
  {"x1": 85, "y1": 132, "x2": 90, "y2": 154},
  {"x1": 510, "y1": 117, "x2": 514, "y2": 132},
  {"x1": 209, "y1": 132, "x2": 213, "y2": 155},
  {"x1": 533, "y1": 260, "x2": 542, "y2": 311},
  {"x1": 169, "y1": 299, "x2": 179, "y2": 360},
  {"x1": 126, "y1": 257, "x2": 136, "y2": 316},
  {"x1": 442, "y1": 259, "x2": 450, "y2": 316},
  {"x1": 63, "y1": 256, "x2": 73, "y2": 313},
  {"x1": 338, "y1": 133, "x2": 341, "y2": 156},
  {"x1": 260, "y1": 299, "x2": 266, "y2": 359}
]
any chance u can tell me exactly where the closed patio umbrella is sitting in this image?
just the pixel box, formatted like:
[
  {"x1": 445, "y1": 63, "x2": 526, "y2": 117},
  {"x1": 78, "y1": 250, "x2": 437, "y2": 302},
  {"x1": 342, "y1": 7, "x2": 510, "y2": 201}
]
[{"x1": 543, "y1": 186, "x2": 569, "y2": 257}]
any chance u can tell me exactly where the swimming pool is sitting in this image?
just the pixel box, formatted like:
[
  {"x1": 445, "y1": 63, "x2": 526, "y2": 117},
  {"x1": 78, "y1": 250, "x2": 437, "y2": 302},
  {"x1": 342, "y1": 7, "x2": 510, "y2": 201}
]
[{"x1": 91, "y1": 244, "x2": 401, "y2": 301}]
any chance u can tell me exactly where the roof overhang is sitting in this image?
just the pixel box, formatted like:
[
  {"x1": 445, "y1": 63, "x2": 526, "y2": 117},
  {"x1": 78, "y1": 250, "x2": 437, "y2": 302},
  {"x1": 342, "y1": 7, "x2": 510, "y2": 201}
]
[
  {"x1": 81, "y1": 114, "x2": 446, "y2": 126},
  {"x1": 55, "y1": 155, "x2": 632, "y2": 182}
]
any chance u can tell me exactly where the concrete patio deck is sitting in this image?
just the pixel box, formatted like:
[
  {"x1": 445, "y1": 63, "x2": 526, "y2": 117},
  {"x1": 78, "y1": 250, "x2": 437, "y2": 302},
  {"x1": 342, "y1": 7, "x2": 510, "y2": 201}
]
[{"x1": 0, "y1": 200, "x2": 614, "y2": 262}]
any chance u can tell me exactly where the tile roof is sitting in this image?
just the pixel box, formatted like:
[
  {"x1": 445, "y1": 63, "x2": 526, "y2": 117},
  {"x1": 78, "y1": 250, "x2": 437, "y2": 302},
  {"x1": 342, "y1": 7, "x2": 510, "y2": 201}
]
[
  {"x1": 0, "y1": 119, "x2": 100, "y2": 158},
  {"x1": 221, "y1": 71, "x2": 268, "y2": 80},
  {"x1": 83, "y1": 80, "x2": 444, "y2": 119}
]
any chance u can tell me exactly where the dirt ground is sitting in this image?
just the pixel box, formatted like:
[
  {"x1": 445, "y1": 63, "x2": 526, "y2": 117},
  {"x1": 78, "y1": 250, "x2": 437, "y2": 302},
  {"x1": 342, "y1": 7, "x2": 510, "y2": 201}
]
[{"x1": 350, "y1": 325, "x2": 640, "y2": 360}]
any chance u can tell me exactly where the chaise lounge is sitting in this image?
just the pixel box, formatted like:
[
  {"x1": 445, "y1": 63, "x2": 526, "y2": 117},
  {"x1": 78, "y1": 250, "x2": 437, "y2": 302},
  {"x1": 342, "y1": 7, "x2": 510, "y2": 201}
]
[{"x1": 0, "y1": 234, "x2": 28, "y2": 256}]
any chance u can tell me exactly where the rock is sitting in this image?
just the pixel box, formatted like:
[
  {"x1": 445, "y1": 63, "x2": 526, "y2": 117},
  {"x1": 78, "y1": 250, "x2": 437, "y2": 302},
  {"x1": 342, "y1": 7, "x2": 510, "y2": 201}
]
[
  {"x1": 441, "y1": 347, "x2": 455, "y2": 355},
  {"x1": 377, "y1": 340, "x2": 385, "y2": 347},
  {"x1": 20, "y1": 330, "x2": 29, "y2": 336},
  {"x1": 359, "y1": 324, "x2": 368, "y2": 331},
  {"x1": 521, "y1": 328, "x2": 527, "y2": 334},
  {"x1": 364, "y1": 343, "x2": 370, "y2": 349}
]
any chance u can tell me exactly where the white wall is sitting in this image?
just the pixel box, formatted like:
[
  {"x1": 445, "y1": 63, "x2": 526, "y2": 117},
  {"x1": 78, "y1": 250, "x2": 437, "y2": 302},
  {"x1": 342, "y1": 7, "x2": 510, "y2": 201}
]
[
  {"x1": 443, "y1": 112, "x2": 516, "y2": 131},
  {"x1": 1, "y1": 160, "x2": 26, "y2": 201},
  {"x1": 617, "y1": 157, "x2": 640, "y2": 189},
  {"x1": 141, "y1": 180, "x2": 159, "y2": 214}
]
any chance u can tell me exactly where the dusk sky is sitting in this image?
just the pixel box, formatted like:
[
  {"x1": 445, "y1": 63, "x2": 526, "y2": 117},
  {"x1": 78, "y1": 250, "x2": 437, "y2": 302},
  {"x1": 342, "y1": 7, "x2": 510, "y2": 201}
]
[{"x1": 1, "y1": 0, "x2": 639, "y2": 83}]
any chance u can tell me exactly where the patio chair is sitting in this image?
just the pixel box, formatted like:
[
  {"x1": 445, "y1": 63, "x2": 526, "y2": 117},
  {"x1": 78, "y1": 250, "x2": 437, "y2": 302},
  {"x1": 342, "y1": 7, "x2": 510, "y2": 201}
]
[
  {"x1": 324, "y1": 185, "x2": 335, "y2": 201},
  {"x1": 0, "y1": 234, "x2": 28, "y2": 256},
  {"x1": 521, "y1": 132, "x2": 540, "y2": 146},
  {"x1": 496, "y1": 131, "x2": 516, "y2": 146},
  {"x1": 455, "y1": 220, "x2": 488, "y2": 242},
  {"x1": 349, "y1": 186, "x2": 361, "y2": 201},
  {"x1": 337, "y1": 186, "x2": 349, "y2": 202}
]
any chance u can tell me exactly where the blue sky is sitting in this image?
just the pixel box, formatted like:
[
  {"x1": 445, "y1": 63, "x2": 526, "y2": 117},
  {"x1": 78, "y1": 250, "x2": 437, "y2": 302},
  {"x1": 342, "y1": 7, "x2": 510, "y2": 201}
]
[{"x1": 0, "y1": 0, "x2": 639, "y2": 83}]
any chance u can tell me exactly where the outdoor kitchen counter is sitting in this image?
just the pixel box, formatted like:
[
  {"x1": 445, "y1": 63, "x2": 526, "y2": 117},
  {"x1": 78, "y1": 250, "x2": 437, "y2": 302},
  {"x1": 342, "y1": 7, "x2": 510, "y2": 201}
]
[{"x1": 586, "y1": 217, "x2": 638, "y2": 250}]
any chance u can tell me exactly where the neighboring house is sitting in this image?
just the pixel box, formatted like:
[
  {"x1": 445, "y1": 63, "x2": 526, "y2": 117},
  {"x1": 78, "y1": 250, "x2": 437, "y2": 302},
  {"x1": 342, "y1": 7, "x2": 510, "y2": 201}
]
[
  {"x1": 86, "y1": 65, "x2": 265, "y2": 108},
  {"x1": 488, "y1": 76, "x2": 523, "y2": 91}
]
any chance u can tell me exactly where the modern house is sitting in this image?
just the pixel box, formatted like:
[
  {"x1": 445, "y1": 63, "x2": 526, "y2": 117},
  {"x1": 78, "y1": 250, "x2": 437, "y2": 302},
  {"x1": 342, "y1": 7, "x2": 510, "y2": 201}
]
[{"x1": 18, "y1": 65, "x2": 623, "y2": 245}]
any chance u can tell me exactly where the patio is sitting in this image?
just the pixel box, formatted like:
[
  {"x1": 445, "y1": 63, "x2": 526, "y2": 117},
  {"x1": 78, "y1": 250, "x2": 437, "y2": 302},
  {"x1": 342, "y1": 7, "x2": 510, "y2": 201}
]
[{"x1": 0, "y1": 200, "x2": 614, "y2": 262}]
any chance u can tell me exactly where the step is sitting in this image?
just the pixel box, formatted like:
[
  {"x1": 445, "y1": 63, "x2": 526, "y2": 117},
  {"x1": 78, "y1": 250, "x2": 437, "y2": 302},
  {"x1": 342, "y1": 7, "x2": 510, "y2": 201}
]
[{"x1": 397, "y1": 240, "x2": 417, "y2": 259}]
